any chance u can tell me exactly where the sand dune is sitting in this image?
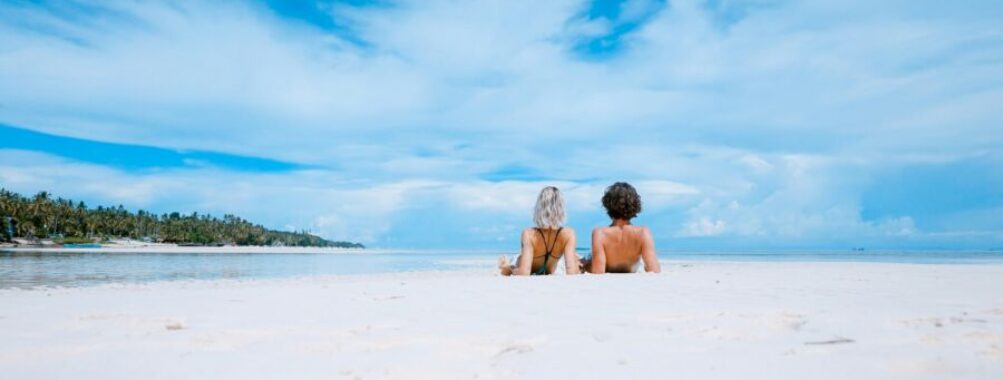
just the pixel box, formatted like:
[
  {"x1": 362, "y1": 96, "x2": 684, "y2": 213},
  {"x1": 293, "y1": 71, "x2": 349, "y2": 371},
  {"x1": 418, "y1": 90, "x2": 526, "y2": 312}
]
[{"x1": 1, "y1": 262, "x2": 1002, "y2": 379}]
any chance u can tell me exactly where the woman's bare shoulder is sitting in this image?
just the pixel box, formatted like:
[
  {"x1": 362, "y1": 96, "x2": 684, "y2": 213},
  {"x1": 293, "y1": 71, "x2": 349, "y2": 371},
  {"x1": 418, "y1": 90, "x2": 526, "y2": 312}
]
[{"x1": 521, "y1": 227, "x2": 537, "y2": 239}]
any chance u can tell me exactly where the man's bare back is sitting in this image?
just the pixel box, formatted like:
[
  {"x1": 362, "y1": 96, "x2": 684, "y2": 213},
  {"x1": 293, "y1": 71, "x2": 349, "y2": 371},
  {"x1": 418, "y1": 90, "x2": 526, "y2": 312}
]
[
  {"x1": 588, "y1": 182, "x2": 661, "y2": 274},
  {"x1": 589, "y1": 222, "x2": 660, "y2": 273}
]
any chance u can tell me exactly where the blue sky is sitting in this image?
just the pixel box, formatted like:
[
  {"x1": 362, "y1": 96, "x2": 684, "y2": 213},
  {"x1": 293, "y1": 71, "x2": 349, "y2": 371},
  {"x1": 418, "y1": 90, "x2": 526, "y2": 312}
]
[{"x1": 1, "y1": 0, "x2": 1002, "y2": 249}]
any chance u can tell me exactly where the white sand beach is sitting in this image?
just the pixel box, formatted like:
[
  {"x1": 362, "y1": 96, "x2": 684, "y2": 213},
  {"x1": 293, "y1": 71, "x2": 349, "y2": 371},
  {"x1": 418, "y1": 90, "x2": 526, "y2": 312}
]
[{"x1": 2, "y1": 262, "x2": 1002, "y2": 379}]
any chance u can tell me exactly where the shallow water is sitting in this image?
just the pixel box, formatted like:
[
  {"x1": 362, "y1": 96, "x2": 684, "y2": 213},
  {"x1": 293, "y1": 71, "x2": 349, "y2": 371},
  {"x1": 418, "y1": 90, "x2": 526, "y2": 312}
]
[{"x1": 1, "y1": 249, "x2": 1001, "y2": 289}]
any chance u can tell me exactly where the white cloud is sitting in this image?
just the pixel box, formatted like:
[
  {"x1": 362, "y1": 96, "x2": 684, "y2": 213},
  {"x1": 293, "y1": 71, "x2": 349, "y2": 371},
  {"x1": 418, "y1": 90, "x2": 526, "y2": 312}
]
[
  {"x1": 2, "y1": 1, "x2": 1002, "y2": 248},
  {"x1": 4, "y1": 0, "x2": 1001, "y2": 154},
  {"x1": 682, "y1": 216, "x2": 728, "y2": 237}
]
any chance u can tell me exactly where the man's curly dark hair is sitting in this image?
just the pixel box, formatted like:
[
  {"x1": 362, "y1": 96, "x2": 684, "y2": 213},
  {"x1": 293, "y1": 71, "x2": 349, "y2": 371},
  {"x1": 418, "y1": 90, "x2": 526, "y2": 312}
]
[{"x1": 601, "y1": 182, "x2": 642, "y2": 220}]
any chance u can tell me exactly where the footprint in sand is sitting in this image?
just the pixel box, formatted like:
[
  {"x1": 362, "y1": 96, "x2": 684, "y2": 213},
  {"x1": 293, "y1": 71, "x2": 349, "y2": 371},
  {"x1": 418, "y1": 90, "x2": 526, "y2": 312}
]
[
  {"x1": 78, "y1": 313, "x2": 187, "y2": 332},
  {"x1": 902, "y1": 316, "x2": 990, "y2": 329},
  {"x1": 372, "y1": 295, "x2": 405, "y2": 301},
  {"x1": 949, "y1": 316, "x2": 988, "y2": 324},
  {"x1": 592, "y1": 332, "x2": 612, "y2": 342},
  {"x1": 899, "y1": 317, "x2": 944, "y2": 328},
  {"x1": 495, "y1": 344, "x2": 533, "y2": 357},
  {"x1": 165, "y1": 320, "x2": 185, "y2": 331},
  {"x1": 804, "y1": 337, "x2": 854, "y2": 345},
  {"x1": 776, "y1": 313, "x2": 807, "y2": 332}
]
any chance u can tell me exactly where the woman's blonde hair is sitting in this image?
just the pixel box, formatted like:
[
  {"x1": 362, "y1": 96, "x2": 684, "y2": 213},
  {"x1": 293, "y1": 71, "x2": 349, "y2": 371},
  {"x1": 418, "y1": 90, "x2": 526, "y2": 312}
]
[{"x1": 533, "y1": 186, "x2": 566, "y2": 229}]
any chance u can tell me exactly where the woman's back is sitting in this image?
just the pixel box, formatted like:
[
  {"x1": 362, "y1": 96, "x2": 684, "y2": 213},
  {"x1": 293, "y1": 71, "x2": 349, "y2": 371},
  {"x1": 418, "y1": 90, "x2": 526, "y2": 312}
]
[
  {"x1": 524, "y1": 227, "x2": 573, "y2": 275},
  {"x1": 498, "y1": 186, "x2": 581, "y2": 276}
]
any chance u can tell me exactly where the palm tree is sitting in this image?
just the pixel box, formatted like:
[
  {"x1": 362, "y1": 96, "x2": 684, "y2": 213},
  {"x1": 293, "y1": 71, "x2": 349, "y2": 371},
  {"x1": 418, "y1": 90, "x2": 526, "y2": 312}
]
[{"x1": 0, "y1": 188, "x2": 362, "y2": 248}]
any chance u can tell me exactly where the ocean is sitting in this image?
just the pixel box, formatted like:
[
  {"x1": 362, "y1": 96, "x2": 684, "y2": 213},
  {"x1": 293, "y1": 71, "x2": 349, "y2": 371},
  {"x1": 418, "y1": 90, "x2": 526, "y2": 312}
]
[{"x1": 1, "y1": 249, "x2": 1001, "y2": 289}]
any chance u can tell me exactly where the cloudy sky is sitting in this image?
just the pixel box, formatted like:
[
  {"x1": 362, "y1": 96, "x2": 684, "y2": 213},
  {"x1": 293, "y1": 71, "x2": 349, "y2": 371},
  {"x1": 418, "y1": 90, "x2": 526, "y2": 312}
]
[{"x1": 1, "y1": 0, "x2": 1002, "y2": 249}]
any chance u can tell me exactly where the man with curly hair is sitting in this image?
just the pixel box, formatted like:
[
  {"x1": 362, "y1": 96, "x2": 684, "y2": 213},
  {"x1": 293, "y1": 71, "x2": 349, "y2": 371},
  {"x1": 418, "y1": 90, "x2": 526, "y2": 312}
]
[{"x1": 584, "y1": 182, "x2": 661, "y2": 274}]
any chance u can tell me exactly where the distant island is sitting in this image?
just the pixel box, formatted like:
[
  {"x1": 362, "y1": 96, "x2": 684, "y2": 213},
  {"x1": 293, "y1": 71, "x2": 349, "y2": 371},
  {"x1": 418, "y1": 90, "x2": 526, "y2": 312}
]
[{"x1": 0, "y1": 188, "x2": 363, "y2": 249}]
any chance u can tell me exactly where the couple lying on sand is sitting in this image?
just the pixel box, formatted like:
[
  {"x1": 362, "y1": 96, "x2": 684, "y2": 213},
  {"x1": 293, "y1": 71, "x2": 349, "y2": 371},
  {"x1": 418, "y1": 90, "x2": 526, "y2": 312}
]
[{"x1": 499, "y1": 182, "x2": 661, "y2": 275}]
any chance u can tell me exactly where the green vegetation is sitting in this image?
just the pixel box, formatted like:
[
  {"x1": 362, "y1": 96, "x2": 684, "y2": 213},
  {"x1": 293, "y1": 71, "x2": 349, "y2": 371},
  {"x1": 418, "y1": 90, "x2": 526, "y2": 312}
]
[
  {"x1": 57, "y1": 236, "x2": 96, "y2": 244},
  {"x1": 0, "y1": 188, "x2": 363, "y2": 248}
]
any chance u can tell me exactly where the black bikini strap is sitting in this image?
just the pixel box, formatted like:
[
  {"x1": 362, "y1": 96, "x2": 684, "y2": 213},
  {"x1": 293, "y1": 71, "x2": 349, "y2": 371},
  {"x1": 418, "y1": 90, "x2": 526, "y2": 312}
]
[
  {"x1": 553, "y1": 227, "x2": 563, "y2": 253},
  {"x1": 533, "y1": 227, "x2": 563, "y2": 275},
  {"x1": 536, "y1": 227, "x2": 562, "y2": 255}
]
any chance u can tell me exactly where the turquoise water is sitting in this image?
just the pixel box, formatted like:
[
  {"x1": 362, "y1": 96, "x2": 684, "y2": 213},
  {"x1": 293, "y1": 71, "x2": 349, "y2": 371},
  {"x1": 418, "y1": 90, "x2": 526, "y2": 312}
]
[{"x1": 1, "y1": 249, "x2": 1002, "y2": 289}]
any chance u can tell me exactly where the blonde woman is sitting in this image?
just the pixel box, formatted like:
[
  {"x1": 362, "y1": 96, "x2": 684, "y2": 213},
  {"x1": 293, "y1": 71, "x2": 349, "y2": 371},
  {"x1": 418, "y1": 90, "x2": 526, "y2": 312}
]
[{"x1": 499, "y1": 186, "x2": 581, "y2": 275}]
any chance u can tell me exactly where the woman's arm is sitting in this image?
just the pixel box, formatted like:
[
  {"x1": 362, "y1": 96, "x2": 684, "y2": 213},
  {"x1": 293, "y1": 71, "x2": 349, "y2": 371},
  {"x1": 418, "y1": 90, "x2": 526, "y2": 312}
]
[
  {"x1": 590, "y1": 228, "x2": 606, "y2": 274},
  {"x1": 510, "y1": 229, "x2": 536, "y2": 276},
  {"x1": 563, "y1": 229, "x2": 580, "y2": 275}
]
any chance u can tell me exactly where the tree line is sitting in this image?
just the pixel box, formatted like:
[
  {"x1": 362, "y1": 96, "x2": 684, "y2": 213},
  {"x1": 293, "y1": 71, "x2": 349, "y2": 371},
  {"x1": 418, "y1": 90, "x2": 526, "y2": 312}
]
[{"x1": 0, "y1": 188, "x2": 363, "y2": 248}]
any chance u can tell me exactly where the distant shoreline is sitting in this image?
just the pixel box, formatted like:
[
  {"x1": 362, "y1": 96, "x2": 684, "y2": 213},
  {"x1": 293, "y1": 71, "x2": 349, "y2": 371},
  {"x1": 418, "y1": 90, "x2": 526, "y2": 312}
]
[
  {"x1": 0, "y1": 244, "x2": 365, "y2": 254},
  {"x1": 2, "y1": 189, "x2": 365, "y2": 249}
]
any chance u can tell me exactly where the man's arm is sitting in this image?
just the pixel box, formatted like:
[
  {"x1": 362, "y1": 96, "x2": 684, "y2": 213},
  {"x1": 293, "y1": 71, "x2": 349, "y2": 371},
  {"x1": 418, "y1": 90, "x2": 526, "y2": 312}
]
[
  {"x1": 590, "y1": 228, "x2": 606, "y2": 274},
  {"x1": 640, "y1": 227, "x2": 660, "y2": 273},
  {"x1": 563, "y1": 229, "x2": 580, "y2": 275},
  {"x1": 511, "y1": 229, "x2": 535, "y2": 276}
]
